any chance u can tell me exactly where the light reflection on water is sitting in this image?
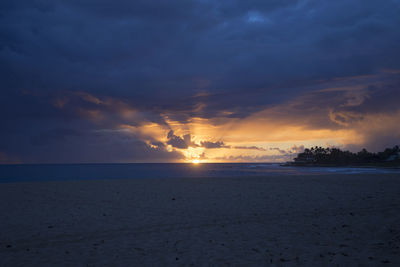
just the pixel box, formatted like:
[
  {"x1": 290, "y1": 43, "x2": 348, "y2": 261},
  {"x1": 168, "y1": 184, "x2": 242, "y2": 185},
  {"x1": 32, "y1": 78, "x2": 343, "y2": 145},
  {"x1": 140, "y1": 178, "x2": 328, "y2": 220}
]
[{"x1": 0, "y1": 163, "x2": 399, "y2": 183}]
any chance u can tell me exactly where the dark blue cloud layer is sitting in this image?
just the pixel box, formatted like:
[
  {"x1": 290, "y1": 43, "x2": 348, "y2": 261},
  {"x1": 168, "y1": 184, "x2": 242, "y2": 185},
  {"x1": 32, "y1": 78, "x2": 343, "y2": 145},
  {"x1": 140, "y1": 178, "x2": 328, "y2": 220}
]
[{"x1": 1, "y1": 0, "x2": 400, "y2": 162}]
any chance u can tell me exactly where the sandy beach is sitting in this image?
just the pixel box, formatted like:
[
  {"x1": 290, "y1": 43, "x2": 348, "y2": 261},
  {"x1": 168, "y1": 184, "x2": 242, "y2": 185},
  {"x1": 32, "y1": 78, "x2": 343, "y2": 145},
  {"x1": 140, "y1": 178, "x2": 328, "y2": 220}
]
[{"x1": 1, "y1": 174, "x2": 399, "y2": 266}]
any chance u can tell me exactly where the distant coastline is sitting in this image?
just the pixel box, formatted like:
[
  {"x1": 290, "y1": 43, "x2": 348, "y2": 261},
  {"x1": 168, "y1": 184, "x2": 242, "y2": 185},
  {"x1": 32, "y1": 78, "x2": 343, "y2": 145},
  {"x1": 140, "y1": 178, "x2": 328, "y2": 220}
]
[{"x1": 284, "y1": 146, "x2": 400, "y2": 168}]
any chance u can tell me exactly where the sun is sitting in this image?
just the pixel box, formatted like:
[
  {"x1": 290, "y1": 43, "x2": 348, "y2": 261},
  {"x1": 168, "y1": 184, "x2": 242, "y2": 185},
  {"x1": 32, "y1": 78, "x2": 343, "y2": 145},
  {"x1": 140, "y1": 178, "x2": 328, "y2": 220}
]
[{"x1": 192, "y1": 159, "x2": 200, "y2": 164}]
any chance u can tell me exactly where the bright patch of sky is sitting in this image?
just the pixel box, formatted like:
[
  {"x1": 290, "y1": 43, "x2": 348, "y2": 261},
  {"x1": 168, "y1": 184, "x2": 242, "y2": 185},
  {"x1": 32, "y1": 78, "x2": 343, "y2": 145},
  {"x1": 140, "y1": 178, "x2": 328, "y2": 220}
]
[{"x1": 247, "y1": 11, "x2": 269, "y2": 23}]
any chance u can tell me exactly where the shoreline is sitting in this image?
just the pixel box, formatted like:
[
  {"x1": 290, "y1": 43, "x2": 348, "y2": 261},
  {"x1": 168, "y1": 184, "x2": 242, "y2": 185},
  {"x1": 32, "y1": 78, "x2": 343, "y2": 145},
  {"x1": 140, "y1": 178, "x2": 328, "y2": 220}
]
[{"x1": 281, "y1": 162, "x2": 400, "y2": 169}]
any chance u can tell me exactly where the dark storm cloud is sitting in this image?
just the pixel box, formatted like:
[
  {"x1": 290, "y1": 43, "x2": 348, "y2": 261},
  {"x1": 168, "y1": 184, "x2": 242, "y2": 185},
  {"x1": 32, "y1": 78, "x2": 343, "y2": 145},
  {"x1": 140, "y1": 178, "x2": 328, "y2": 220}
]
[
  {"x1": 200, "y1": 141, "x2": 229, "y2": 149},
  {"x1": 2, "y1": 0, "x2": 399, "y2": 97},
  {"x1": 166, "y1": 130, "x2": 198, "y2": 149},
  {"x1": 0, "y1": 0, "x2": 399, "y2": 162}
]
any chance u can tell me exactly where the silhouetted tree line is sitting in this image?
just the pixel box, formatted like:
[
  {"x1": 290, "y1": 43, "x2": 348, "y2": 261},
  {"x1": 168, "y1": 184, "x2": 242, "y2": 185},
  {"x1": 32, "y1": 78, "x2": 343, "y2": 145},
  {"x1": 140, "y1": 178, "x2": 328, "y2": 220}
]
[{"x1": 292, "y1": 145, "x2": 400, "y2": 166}]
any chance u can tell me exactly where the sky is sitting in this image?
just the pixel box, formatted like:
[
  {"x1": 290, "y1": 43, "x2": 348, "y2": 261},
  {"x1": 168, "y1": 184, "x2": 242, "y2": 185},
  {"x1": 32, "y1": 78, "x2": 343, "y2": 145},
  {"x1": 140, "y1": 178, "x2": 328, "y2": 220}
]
[{"x1": 1, "y1": 0, "x2": 400, "y2": 163}]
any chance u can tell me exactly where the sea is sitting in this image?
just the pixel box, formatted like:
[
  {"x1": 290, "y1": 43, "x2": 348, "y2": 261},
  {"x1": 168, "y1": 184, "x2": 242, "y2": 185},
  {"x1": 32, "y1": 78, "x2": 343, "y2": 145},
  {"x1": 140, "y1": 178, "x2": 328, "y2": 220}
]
[{"x1": 0, "y1": 163, "x2": 399, "y2": 183}]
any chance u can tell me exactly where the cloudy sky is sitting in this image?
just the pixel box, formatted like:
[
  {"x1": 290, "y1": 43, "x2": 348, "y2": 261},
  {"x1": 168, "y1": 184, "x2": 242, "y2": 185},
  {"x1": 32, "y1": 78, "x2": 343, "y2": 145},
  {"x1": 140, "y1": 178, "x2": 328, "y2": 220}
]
[{"x1": 1, "y1": 0, "x2": 400, "y2": 163}]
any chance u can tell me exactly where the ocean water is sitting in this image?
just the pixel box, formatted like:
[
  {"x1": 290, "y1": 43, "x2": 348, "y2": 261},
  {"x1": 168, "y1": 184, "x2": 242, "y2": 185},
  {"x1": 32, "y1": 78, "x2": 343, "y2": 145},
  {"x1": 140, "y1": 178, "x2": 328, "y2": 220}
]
[{"x1": 0, "y1": 163, "x2": 399, "y2": 183}]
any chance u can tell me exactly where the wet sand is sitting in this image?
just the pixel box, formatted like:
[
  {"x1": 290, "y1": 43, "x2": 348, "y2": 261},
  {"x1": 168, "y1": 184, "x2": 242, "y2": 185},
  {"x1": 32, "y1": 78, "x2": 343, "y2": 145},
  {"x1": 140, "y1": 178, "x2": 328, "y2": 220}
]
[{"x1": 1, "y1": 174, "x2": 399, "y2": 266}]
